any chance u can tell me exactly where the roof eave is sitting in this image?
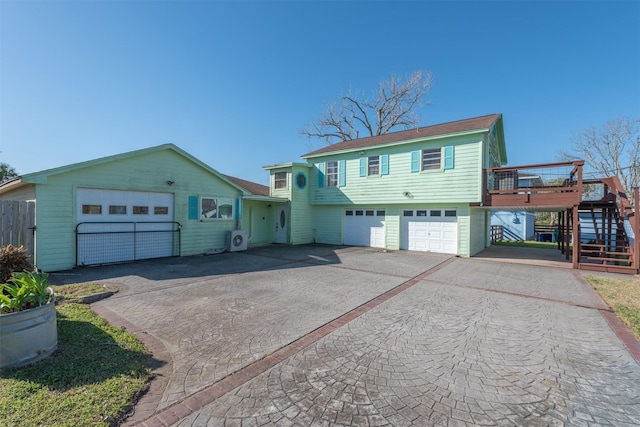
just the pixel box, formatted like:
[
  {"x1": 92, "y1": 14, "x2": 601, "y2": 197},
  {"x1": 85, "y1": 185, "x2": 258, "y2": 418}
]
[{"x1": 302, "y1": 128, "x2": 494, "y2": 160}]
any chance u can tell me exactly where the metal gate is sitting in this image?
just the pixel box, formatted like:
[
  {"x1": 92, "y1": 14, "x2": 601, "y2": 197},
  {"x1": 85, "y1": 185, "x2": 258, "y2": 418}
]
[{"x1": 76, "y1": 221, "x2": 181, "y2": 266}]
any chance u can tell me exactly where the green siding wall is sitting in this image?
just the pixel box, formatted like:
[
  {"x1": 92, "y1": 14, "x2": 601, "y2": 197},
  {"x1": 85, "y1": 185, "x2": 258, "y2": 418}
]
[
  {"x1": 32, "y1": 149, "x2": 243, "y2": 272},
  {"x1": 469, "y1": 208, "x2": 488, "y2": 256},
  {"x1": 309, "y1": 133, "x2": 485, "y2": 206},
  {"x1": 290, "y1": 166, "x2": 313, "y2": 244}
]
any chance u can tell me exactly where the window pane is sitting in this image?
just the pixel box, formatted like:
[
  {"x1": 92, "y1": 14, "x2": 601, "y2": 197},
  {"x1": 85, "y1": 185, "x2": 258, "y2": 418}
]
[
  {"x1": 274, "y1": 172, "x2": 287, "y2": 189},
  {"x1": 345, "y1": 210, "x2": 353, "y2": 216},
  {"x1": 403, "y1": 210, "x2": 413, "y2": 217},
  {"x1": 218, "y1": 199, "x2": 234, "y2": 219},
  {"x1": 355, "y1": 210, "x2": 363, "y2": 216},
  {"x1": 201, "y1": 198, "x2": 217, "y2": 219},
  {"x1": 444, "y1": 210, "x2": 457, "y2": 217},
  {"x1": 422, "y1": 148, "x2": 441, "y2": 170},
  {"x1": 82, "y1": 204, "x2": 102, "y2": 214},
  {"x1": 366, "y1": 210, "x2": 374, "y2": 216},
  {"x1": 154, "y1": 206, "x2": 169, "y2": 215},
  {"x1": 376, "y1": 210, "x2": 385, "y2": 216},
  {"x1": 417, "y1": 210, "x2": 427, "y2": 216},
  {"x1": 133, "y1": 206, "x2": 149, "y2": 215},
  {"x1": 109, "y1": 205, "x2": 126, "y2": 215},
  {"x1": 326, "y1": 161, "x2": 338, "y2": 187},
  {"x1": 368, "y1": 156, "x2": 379, "y2": 175},
  {"x1": 430, "y1": 210, "x2": 442, "y2": 216}
]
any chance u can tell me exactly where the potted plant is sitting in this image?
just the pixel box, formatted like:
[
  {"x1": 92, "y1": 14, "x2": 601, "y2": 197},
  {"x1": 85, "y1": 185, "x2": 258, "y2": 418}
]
[{"x1": 0, "y1": 270, "x2": 57, "y2": 369}]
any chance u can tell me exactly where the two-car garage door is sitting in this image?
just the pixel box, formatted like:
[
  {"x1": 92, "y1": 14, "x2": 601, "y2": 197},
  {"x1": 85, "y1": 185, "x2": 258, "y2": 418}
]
[{"x1": 401, "y1": 209, "x2": 458, "y2": 254}]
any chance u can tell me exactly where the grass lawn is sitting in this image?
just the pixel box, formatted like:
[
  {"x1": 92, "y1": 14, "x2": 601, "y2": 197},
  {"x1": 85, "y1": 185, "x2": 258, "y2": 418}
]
[
  {"x1": 0, "y1": 296, "x2": 151, "y2": 426},
  {"x1": 492, "y1": 240, "x2": 562, "y2": 250},
  {"x1": 587, "y1": 274, "x2": 640, "y2": 339}
]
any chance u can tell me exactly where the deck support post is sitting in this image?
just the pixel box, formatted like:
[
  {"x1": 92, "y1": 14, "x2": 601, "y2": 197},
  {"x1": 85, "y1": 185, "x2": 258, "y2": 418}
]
[
  {"x1": 635, "y1": 187, "x2": 639, "y2": 273},
  {"x1": 572, "y1": 206, "x2": 579, "y2": 269}
]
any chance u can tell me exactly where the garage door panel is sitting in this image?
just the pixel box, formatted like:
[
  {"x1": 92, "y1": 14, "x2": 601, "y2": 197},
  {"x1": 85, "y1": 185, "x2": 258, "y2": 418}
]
[
  {"x1": 77, "y1": 189, "x2": 175, "y2": 265},
  {"x1": 401, "y1": 209, "x2": 458, "y2": 255},
  {"x1": 344, "y1": 210, "x2": 386, "y2": 248}
]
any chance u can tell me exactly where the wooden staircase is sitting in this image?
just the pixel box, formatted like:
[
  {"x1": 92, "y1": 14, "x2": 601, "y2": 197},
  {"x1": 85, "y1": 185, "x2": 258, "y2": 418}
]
[{"x1": 577, "y1": 177, "x2": 638, "y2": 274}]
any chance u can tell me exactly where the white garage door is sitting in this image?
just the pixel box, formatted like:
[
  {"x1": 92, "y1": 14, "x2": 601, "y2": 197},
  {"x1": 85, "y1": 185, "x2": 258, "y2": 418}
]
[
  {"x1": 76, "y1": 188, "x2": 175, "y2": 265},
  {"x1": 344, "y1": 209, "x2": 386, "y2": 248},
  {"x1": 401, "y1": 209, "x2": 458, "y2": 254}
]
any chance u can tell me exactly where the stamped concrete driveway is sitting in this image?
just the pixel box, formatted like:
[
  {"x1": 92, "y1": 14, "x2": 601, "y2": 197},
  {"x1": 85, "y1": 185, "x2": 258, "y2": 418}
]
[{"x1": 54, "y1": 245, "x2": 640, "y2": 426}]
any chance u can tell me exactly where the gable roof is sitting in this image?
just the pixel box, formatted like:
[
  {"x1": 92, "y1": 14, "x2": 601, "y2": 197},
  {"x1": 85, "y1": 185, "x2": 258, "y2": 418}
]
[
  {"x1": 11, "y1": 144, "x2": 252, "y2": 195},
  {"x1": 223, "y1": 174, "x2": 269, "y2": 196},
  {"x1": 302, "y1": 113, "x2": 503, "y2": 159}
]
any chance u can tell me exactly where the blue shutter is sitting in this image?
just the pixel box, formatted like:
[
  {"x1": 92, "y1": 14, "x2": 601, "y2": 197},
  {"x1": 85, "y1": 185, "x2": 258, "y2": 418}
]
[
  {"x1": 443, "y1": 146, "x2": 454, "y2": 170},
  {"x1": 317, "y1": 162, "x2": 325, "y2": 188},
  {"x1": 410, "y1": 151, "x2": 420, "y2": 173},
  {"x1": 381, "y1": 154, "x2": 389, "y2": 175},
  {"x1": 359, "y1": 158, "x2": 366, "y2": 177},
  {"x1": 235, "y1": 198, "x2": 241, "y2": 219},
  {"x1": 188, "y1": 196, "x2": 199, "y2": 220},
  {"x1": 338, "y1": 160, "x2": 346, "y2": 187}
]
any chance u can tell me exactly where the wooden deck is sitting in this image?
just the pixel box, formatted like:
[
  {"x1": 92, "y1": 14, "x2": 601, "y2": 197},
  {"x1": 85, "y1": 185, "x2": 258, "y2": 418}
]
[
  {"x1": 484, "y1": 160, "x2": 583, "y2": 209},
  {"x1": 483, "y1": 160, "x2": 639, "y2": 275}
]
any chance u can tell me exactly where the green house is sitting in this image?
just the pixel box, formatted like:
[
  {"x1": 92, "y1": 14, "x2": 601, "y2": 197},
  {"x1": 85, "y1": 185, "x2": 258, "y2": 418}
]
[
  {"x1": 0, "y1": 144, "x2": 285, "y2": 271},
  {"x1": 0, "y1": 113, "x2": 506, "y2": 272},
  {"x1": 264, "y1": 114, "x2": 507, "y2": 256}
]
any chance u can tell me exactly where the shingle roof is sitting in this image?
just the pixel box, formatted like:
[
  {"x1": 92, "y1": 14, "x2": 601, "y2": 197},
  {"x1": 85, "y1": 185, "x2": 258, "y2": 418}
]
[
  {"x1": 223, "y1": 174, "x2": 270, "y2": 197},
  {"x1": 302, "y1": 113, "x2": 502, "y2": 158}
]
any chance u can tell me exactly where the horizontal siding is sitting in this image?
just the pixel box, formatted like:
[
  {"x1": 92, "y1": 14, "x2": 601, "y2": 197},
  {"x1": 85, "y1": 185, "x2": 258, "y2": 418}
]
[
  {"x1": 0, "y1": 184, "x2": 36, "y2": 201},
  {"x1": 34, "y1": 150, "x2": 243, "y2": 271},
  {"x1": 310, "y1": 133, "x2": 484, "y2": 205},
  {"x1": 290, "y1": 166, "x2": 313, "y2": 244},
  {"x1": 469, "y1": 208, "x2": 487, "y2": 256},
  {"x1": 312, "y1": 207, "x2": 343, "y2": 244}
]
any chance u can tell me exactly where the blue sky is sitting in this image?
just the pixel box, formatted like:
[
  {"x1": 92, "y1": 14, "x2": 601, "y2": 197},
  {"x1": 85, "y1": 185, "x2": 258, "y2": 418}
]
[{"x1": 1, "y1": 0, "x2": 638, "y2": 185}]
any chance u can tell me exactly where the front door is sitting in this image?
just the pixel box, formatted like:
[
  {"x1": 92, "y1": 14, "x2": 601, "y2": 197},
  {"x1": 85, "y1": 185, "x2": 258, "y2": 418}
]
[{"x1": 275, "y1": 206, "x2": 288, "y2": 243}]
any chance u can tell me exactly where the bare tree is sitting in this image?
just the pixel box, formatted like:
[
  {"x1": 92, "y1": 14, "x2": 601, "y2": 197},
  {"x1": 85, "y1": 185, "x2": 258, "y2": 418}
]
[
  {"x1": 0, "y1": 162, "x2": 18, "y2": 183},
  {"x1": 301, "y1": 70, "x2": 433, "y2": 145},
  {"x1": 559, "y1": 117, "x2": 640, "y2": 196}
]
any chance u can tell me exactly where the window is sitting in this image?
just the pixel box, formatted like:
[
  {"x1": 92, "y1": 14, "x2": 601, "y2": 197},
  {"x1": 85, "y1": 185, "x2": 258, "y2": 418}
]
[
  {"x1": 200, "y1": 197, "x2": 234, "y2": 220},
  {"x1": 82, "y1": 204, "x2": 102, "y2": 214},
  {"x1": 376, "y1": 210, "x2": 385, "y2": 216},
  {"x1": 155, "y1": 206, "x2": 169, "y2": 215},
  {"x1": 109, "y1": 205, "x2": 126, "y2": 215},
  {"x1": 133, "y1": 206, "x2": 149, "y2": 215},
  {"x1": 444, "y1": 210, "x2": 457, "y2": 217},
  {"x1": 295, "y1": 172, "x2": 307, "y2": 189},
  {"x1": 355, "y1": 210, "x2": 363, "y2": 216},
  {"x1": 422, "y1": 149, "x2": 441, "y2": 170},
  {"x1": 430, "y1": 210, "x2": 442, "y2": 217},
  {"x1": 368, "y1": 156, "x2": 379, "y2": 175},
  {"x1": 417, "y1": 210, "x2": 427, "y2": 216},
  {"x1": 366, "y1": 210, "x2": 374, "y2": 216},
  {"x1": 345, "y1": 210, "x2": 353, "y2": 216},
  {"x1": 403, "y1": 210, "x2": 414, "y2": 217},
  {"x1": 274, "y1": 172, "x2": 287, "y2": 189},
  {"x1": 326, "y1": 161, "x2": 338, "y2": 187}
]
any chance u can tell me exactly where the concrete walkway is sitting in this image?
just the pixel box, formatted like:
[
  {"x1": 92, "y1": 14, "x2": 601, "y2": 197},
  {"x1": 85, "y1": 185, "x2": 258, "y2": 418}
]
[{"x1": 53, "y1": 245, "x2": 640, "y2": 426}]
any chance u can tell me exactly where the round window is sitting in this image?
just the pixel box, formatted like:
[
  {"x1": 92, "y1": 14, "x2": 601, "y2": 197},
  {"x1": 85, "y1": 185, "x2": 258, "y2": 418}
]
[{"x1": 295, "y1": 172, "x2": 307, "y2": 189}]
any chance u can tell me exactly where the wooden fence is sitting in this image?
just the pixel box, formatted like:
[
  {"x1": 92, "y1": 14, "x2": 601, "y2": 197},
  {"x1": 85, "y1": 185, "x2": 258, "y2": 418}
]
[{"x1": 0, "y1": 200, "x2": 36, "y2": 263}]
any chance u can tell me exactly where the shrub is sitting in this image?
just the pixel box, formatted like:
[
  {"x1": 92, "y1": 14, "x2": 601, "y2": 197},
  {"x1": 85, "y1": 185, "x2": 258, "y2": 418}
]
[
  {"x1": 0, "y1": 245, "x2": 32, "y2": 283},
  {"x1": 0, "y1": 271, "x2": 52, "y2": 314}
]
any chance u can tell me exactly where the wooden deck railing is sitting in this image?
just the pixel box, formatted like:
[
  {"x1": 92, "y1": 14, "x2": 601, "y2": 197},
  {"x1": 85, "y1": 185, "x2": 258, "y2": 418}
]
[{"x1": 484, "y1": 160, "x2": 584, "y2": 208}]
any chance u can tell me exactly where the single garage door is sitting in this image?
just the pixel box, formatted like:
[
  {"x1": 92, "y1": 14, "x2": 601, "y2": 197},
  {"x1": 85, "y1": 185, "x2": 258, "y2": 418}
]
[
  {"x1": 401, "y1": 209, "x2": 458, "y2": 254},
  {"x1": 76, "y1": 188, "x2": 176, "y2": 265},
  {"x1": 344, "y1": 209, "x2": 386, "y2": 248}
]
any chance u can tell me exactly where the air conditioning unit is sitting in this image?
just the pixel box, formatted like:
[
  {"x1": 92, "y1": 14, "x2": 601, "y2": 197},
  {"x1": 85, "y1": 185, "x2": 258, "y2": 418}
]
[{"x1": 227, "y1": 230, "x2": 249, "y2": 252}]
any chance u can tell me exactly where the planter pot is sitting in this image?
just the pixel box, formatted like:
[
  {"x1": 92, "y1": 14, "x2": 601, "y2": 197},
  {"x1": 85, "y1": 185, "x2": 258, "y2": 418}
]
[{"x1": 0, "y1": 289, "x2": 57, "y2": 369}]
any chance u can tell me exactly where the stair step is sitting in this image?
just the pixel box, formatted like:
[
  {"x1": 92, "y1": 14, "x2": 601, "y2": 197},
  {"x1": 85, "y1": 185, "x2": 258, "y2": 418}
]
[{"x1": 579, "y1": 263, "x2": 638, "y2": 274}]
